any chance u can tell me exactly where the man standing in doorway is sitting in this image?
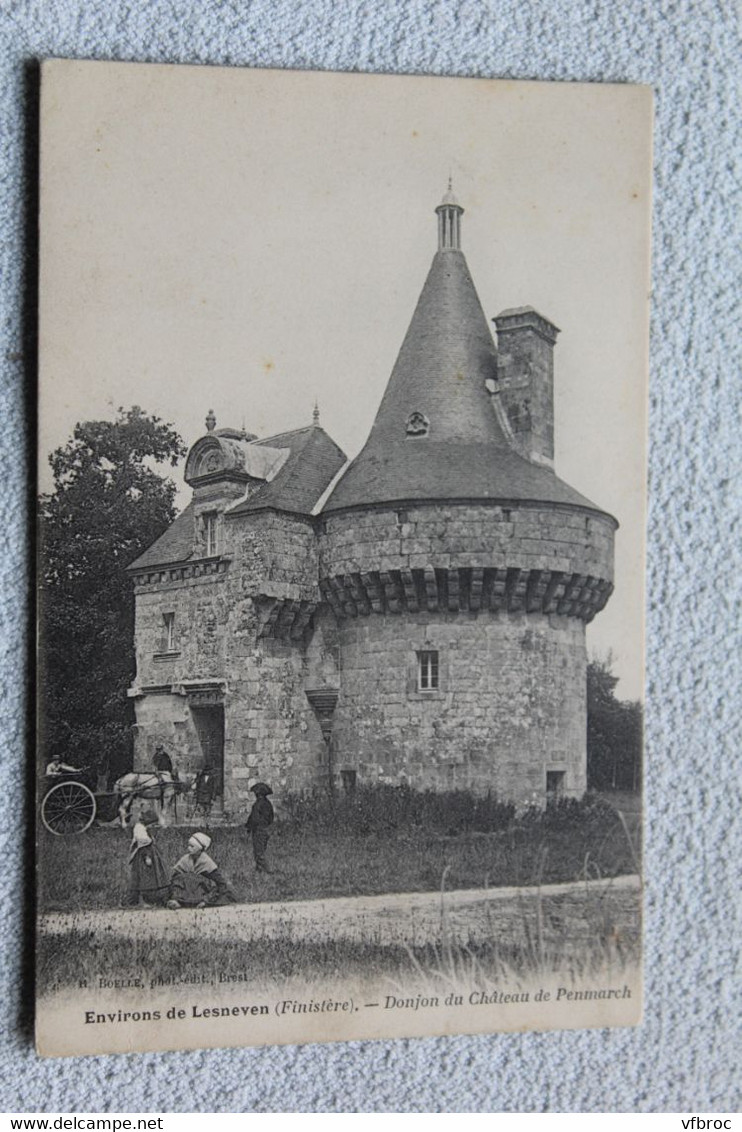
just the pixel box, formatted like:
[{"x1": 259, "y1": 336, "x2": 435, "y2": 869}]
[{"x1": 152, "y1": 744, "x2": 173, "y2": 775}]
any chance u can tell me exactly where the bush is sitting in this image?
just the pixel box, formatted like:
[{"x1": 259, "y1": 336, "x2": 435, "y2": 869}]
[
  {"x1": 520, "y1": 792, "x2": 618, "y2": 831},
  {"x1": 282, "y1": 783, "x2": 516, "y2": 836}
]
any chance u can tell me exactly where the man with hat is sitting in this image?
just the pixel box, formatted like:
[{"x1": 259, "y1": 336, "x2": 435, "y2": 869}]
[
  {"x1": 152, "y1": 744, "x2": 173, "y2": 775},
  {"x1": 245, "y1": 782, "x2": 274, "y2": 873},
  {"x1": 150, "y1": 743, "x2": 175, "y2": 817}
]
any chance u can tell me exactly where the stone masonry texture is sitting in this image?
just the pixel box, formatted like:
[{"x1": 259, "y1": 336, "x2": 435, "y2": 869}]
[{"x1": 331, "y1": 609, "x2": 587, "y2": 801}]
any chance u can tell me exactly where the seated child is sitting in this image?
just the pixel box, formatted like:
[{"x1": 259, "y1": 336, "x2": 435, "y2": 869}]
[{"x1": 167, "y1": 832, "x2": 237, "y2": 908}]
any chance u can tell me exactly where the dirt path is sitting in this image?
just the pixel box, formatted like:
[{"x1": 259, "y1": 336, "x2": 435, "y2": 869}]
[{"x1": 40, "y1": 874, "x2": 640, "y2": 948}]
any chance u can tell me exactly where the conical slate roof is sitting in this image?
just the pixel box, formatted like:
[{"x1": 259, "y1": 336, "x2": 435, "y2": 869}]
[{"x1": 324, "y1": 242, "x2": 605, "y2": 515}]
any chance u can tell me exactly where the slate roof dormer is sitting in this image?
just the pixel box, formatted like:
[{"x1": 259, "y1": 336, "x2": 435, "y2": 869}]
[
  {"x1": 228, "y1": 425, "x2": 346, "y2": 517},
  {"x1": 129, "y1": 421, "x2": 347, "y2": 571}
]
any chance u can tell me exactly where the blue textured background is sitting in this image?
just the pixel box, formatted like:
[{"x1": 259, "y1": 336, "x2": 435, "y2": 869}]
[{"x1": 1, "y1": 0, "x2": 740, "y2": 1113}]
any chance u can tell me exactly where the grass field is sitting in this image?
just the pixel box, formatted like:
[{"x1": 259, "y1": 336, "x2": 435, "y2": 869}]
[
  {"x1": 38, "y1": 790, "x2": 640, "y2": 913},
  {"x1": 37, "y1": 915, "x2": 639, "y2": 1000}
]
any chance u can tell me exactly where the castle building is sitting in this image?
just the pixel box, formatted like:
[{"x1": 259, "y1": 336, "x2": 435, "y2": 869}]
[{"x1": 128, "y1": 187, "x2": 616, "y2": 812}]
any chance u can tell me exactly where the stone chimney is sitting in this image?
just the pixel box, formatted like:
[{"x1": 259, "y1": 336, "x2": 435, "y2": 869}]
[{"x1": 493, "y1": 307, "x2": 560, "y2": 467}]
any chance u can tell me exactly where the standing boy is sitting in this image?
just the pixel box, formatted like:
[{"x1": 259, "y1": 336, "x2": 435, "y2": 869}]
[{"x1": 245, "y1": 782, "x2": 274, "y2": 872}]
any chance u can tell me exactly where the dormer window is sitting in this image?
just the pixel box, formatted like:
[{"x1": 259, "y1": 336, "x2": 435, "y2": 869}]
[{"x1": 204, "y1": 512, "x2": 218, "y2": 557}]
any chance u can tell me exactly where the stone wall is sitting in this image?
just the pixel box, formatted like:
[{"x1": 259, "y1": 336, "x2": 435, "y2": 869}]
[
  {"x1": 133, "y1": 568, "x2": 231, "y2": 691},
  {"x1": 222, "y1": 637, "x2": 329, "y2": 812},
  {"x1": 130, "y1": 509, "x2": 330, "y2": 809},
  {"x1": 318, "y1": 501, "x2": 610, "y2": 801},
  {"x1": 331, "y1": 609, "x2": 587, "y2": 802},
  {"x1": 226, "y1": 510, "x2": 319, "y2": 602},
  {"x1": 320, "y1": 501, "x2": 614, "y2": 588},
  {"x1": 224, "y1": 511, "x2": 328, "y2": 807},
  {"x1": 131, "y1": 690, "x2": 198, "y2": 771}
]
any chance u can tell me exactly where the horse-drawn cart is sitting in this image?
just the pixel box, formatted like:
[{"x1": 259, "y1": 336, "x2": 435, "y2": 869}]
[
  {"x1": 40, "y1": 769, "x2": 194, "y2": 834},
  {"x1": 40, "y1": 774, "x2": 120, "y2": 835}
]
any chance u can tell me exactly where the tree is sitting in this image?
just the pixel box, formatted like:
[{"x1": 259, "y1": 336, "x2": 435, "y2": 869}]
[
  {"x1": 38, "y1": 406, "x2": 187, "y2": 783},
  {"x1": 586, "y1": 654, "x2": 643, "y2": 792}
]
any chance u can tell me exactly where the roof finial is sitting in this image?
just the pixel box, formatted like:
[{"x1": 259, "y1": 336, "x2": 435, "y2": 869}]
[
  {"x1": 312, "y1": 399, "x2": 320, "y2": 426},
  {"x1": 435, "y1": 179, "x2": 464, "y2": 251},
  {"x1": 205, "y1": 408, "x2": 216, "y2": 432}
]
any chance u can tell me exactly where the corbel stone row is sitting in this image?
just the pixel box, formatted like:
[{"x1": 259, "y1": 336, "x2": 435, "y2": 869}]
[
  {"x1": 257, "y1": 597, "x2": 318, "y2": 639},
  {"x1": 132, "y1": 559, "x2": 228, "y2": 589},
  {"x1": 318, "y1": 567, "x2": 613, "y2": 622}
]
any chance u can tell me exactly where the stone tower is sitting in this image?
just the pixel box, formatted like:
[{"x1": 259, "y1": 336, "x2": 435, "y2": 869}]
[
  {"x1": 319, "y1": 185, "x2": 616, "y2": 803},
  {"x1": 128, "y1": 185, "x2": 617, "y2": 810}
]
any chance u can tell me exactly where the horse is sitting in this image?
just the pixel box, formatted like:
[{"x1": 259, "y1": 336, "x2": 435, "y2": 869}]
[{"x1": 114, "y1": 772, "x2": 191, "y2": 827}]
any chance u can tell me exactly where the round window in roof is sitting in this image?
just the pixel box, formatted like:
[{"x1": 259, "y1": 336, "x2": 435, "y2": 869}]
[{"x1": 406, "y1": 411, "x2": 430, "y2": 437}]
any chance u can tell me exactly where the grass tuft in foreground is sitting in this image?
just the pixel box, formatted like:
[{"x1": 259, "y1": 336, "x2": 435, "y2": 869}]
[{"x1": 37, "y1": 880, "x2": 640, "y2": 1000}]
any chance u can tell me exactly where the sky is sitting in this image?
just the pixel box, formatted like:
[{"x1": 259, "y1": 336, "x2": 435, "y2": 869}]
[{"x1": 39, "y1": 61, "x2": 652, "y2": 699}]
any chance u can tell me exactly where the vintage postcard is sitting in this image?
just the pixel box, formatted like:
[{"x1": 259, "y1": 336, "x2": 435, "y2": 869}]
[{"x1": 36, "y1": 60, "x2": 651, "y2": 1056}]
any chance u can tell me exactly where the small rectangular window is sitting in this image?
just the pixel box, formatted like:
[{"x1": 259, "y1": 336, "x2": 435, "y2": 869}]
[
  {"x1": 204, "y1": 513, "x2": 218, "y2": 556},
  {"x1": 163, "y1": 612, "x2": 175, "y2": 652},
  {"x1": 341, "y1": 769, "x2": 357, "y2": 795},
  {"x1": 417, "y1": 649, "x2": 439, "y2": 692}
]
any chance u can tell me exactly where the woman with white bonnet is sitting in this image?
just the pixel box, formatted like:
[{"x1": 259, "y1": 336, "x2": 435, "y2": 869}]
[
  {"x1": 167, "y1": 831, "x2": 237, "y2": 908},
  {"x1": 127, "y1": 813, "x2": 169, "y2": 906}
]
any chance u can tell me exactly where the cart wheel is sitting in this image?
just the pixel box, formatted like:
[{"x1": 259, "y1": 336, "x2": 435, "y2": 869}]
[{"x1": 41, "y1": 781, "x2": 96, "y2": 835}]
